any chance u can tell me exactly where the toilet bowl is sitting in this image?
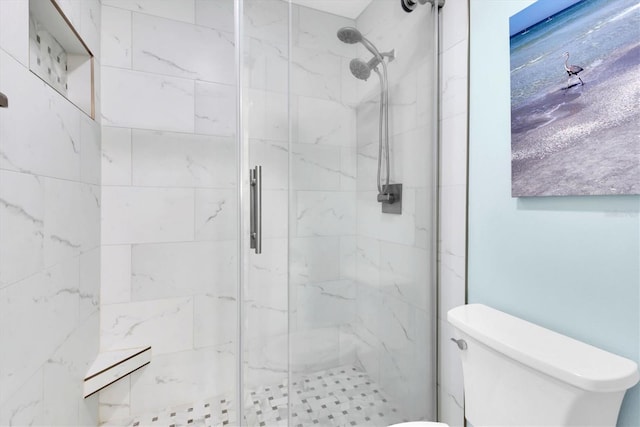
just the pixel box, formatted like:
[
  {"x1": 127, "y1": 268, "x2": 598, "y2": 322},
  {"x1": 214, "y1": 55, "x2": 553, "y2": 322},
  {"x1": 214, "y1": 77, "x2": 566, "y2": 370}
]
[{"x1": 388, "y1": 422, "x2": 449, "y2": 427}]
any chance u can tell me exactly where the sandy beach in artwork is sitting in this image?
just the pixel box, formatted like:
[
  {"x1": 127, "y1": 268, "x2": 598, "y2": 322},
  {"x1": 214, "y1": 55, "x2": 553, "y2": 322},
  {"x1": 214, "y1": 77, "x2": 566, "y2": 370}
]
[{"x1": 510, "y1": 42, "x2": 640, "y2": 196}]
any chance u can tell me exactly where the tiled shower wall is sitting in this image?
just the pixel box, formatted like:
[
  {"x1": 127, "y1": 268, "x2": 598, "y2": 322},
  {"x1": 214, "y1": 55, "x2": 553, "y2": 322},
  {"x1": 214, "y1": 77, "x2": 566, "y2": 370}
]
[
  {"x1": 437, "y1": 0, "x2": 469, "y2": 426},
  {"x1": 0, "y1": 0, "x2": 102, "y2": 424},
  {"x1": 99, "y1": 0, "x2": 239, "y2": 422},
  {"x1": 352, "y1": 1, "x2": 437, "y2": 421}
]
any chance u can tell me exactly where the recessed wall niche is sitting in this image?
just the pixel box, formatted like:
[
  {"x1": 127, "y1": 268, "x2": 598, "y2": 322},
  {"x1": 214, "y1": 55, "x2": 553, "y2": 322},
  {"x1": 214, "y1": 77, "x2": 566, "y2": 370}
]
[{"x1": 29, "y1": 0, "x2": 94, "y2": 118}]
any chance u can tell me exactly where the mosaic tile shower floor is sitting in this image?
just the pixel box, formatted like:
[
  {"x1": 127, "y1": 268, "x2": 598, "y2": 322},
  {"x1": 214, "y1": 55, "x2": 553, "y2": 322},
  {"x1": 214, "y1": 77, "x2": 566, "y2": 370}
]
[{"x1": 128, "y1": 365, "x2": 406, "y2": 427}]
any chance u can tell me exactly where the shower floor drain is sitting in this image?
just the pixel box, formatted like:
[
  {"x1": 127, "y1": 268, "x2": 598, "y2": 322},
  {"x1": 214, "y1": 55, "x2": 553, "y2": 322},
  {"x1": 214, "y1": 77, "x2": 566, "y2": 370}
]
[{"x1": 125, "y1": 365, "x2": 405, "y2": 427}]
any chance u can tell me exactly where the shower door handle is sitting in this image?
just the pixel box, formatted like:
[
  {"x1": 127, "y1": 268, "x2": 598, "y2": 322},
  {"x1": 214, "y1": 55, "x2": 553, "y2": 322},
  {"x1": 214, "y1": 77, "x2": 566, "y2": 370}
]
[{"x1": 249, "y1": 166, "x2": 262, "y2": 254}]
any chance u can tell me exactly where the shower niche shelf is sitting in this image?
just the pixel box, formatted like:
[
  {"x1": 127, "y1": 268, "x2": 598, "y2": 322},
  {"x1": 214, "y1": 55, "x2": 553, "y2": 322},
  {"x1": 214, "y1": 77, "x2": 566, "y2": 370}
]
[
  {"x1": 84, "y1": 346, "x2": 152, "y2": 398},
  {"x1": 29, "y1": 0, "x2": 94, "y2": 118}
]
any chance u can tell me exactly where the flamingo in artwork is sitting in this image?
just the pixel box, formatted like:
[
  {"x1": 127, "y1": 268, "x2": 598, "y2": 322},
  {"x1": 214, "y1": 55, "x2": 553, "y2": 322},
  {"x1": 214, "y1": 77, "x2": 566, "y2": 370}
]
[{"x1": 563, "y1": 52, "x2": 584, "y2": 87}]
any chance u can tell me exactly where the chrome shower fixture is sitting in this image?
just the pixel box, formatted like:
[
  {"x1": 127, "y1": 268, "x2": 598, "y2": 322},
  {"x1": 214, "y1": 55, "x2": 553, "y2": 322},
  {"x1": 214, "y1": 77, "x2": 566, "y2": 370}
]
[
  {"x1": 337, "y1": 27, "x2": 383, "y2": 60},
  {"x1": 401, "y1": 0, "x2": 445, "y2": 13},
  {"x1": 336, "y1": 27, "x2": 401, "y2": 214},
  {"x1": 0, "y1": 91, "x2": 7, "y2": 108}
]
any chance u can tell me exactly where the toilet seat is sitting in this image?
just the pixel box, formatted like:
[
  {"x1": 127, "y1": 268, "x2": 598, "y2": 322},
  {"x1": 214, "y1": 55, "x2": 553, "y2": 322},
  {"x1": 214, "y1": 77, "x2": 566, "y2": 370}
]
[{"x1": 388, "y1": 422, "x2": 449, "y2": 427}]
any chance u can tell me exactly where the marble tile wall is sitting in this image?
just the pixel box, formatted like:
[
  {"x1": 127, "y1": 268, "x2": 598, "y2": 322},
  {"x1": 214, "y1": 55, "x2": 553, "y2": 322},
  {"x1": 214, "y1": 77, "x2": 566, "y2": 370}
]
[
  {"x1": 99, "y1": 0, "x2": 240, "y2": 423},
  {"x1": 0, "y1": 0, "x2": 102, "y2": 424},
  {"x1": 437, "y1": 0, "x2": 469, "y2": 426},
  {"x1": 351, "y1": 0, "x2": 438, "y2": 421},
  {"x1": 287, "y1": 3, "x2": 360, "y2": 385}
]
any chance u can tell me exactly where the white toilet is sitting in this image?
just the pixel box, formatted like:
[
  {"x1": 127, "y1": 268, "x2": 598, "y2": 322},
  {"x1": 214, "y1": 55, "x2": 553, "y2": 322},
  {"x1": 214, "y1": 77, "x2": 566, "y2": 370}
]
[
  {"x1": 390, "y1": 304, "x2": 639, "y2": 427},
  {"x1": 448, "y1": 304, "x2": 639, "y2": 426}
]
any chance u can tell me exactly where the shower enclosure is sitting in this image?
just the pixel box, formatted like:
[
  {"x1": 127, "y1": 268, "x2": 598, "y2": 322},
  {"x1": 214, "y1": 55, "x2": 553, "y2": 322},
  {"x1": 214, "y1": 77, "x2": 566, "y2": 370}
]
[
  {"x1": 0, "y1": 0, "x2": 439, "y2": 425},
  {"x1": 242, "y1": 1, "x2": 440, "y2": 424}
]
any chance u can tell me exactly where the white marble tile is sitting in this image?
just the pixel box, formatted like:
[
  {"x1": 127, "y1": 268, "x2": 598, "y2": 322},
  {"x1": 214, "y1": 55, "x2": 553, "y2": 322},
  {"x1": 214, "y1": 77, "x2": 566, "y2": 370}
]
[
  {"x1": 101, "y1": 5, "x2": 132, "y2": 68},
  {"x1": 194, "y1": 189, "x2": 238, "y2": 241},
  {"x1": 295, "y1": 96, "x2": 356, "y2": 146},
  {"x1": 290, "y1": 236, "x2": 342, "y2": 287},
  {"x1": 0, "y1": 0, "x2": 29, "y2": 66},
  {"x1": 379, "y1": 242, "x2": 431, "y2": 312},
  {"x1": 0, "y1": 257, "x2": 80, "y2": 404},
  {"x1": 340, "y1": 147, "x2": 357, "y2": 192},
  {"x1": 132, "y1": 13, "x2": 234, "y2": 84},
  {"x1": 79, "y1": 247, "x2": 101, "y2": 320},
  {"x1": 246, "y1": 37, "x2": 288, "y2": 93},
  {"x1": 79, "y1": 0, "x2": 101, "y2": 58},
  {"x1": 102, "y1": 0, "x2": 196, "y2": 24},
  {"x1": 101, "y1": 244, "x2": 132, "y2": 305},
  {"x1": 294, "y1": 191, "x2": 356, "y2": 237},
  {"x1": 439, "y1": 249, "x2": 466, "y2": 321},
  {"x1": 291, "y1": 143, "x2": 342, "y2": 191},
  {"x1": 194, "y1": 294, "x2": 237, "y2": 348},
  {"x1": 388, "y1": 70, "x2": 419, "y2": 137},
  {"x1": 244, "y1": 0, "x2": 289, "y2": 45},
  {"x1": 356, "y1": 189, "x2": 416, "y2": 246},
  {"x1": 297, "y1": 279, "x2": 356, "y2": 329},
  {"x1": 101, "y1": 297, "x2": 193, "y2": 355},
  {"x1": 128, "y1": 345, "x2": 236, "y2": 416},
  {"x1": 439, "y1": 184, "x2": 467, "y2": 260},
  {"x1": 355, "y1": 236, "x2": 381, "y2": 289},
  {"x1": 440, "y1": 40, "x2": 468, "y2": 120},
  {"x1": 0, "y1": 170, "x2": 44, "y2": 288},
  {"x1": 291, "y1": 47, "x2": 342, "y2": 101},
  {"x1": 248, "y1": 139, "x2": 288, "y2": 190},
  {"x1": 101, "y1": 66, "x2": 194, "y2": 132},
  {"x1": 0, "y1": 368, "x2": 44, "y2": 426},
  {"x1": 261, "y1": 190, "x2": 288, "y2": 239},
  {"x1": 441, "y1": 112, "x2": 469, "y2": 187},
  {"x1": 247, "y1": 238, "x2": 288, "y2": 312},
  {"x1": 42, "y1": 311, "x2": 99, "y2": 425},
  {"x1": 194, "y1": 81, "x2": 236, "y2": 137},
  {"x1": 102, "y1": 126, "x2": 132, "y2": 186},
  {"x1": 293, "y1": 6, "x2": 356, "y2": 58},
  {"x1": 246, "y1": 88, "x2": 288, "y2": 141},
  {"x1": 340, "y1": 236, "x2": 357, "y2": 280},
  {"x1": 98, "y1": 375, "x2": 131, "y2": 423},
  {"x1": 80, "y1": 115, "x2": 101, "y2": 185},
  {"x1": 101, "y1": 186, "x2": 194, "y2": 244},
  {"x1": 0, "y1": 51, "x2": 82, "y2": 180},
  {"x1": 43, "y1": 178, "x2": 87, "y2": 266},
  {"x1": 390, "y1": 125, "x2": 433, "y2": 189},
  {"x1": 438, "y1": 319, "x2": 465, "y2": 425},
  {"x1": 438, "y1": 384, "x2": 465, "y2": 427},
  {"x1": 131, "y1": 240, "x2": 237, "y2": 300},
  {"x1": 441, "y1": 0, "x2": 469, "y2": 54},
  {"x1": 131, "y1": 129, "x2": 236, "y2": 188},
  {"x1": 55, "y1": 0, "x2": 82, "y2": 30},
  {"x1": 195, "y1": 0, "x2": 235, "y2": 33}
]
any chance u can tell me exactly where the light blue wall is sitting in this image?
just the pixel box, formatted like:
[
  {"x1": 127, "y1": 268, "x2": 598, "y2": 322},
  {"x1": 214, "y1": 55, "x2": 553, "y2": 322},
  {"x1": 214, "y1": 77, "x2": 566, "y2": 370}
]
[{"x1": 468, "y1": 1, "x2": 640, "y2": 425}]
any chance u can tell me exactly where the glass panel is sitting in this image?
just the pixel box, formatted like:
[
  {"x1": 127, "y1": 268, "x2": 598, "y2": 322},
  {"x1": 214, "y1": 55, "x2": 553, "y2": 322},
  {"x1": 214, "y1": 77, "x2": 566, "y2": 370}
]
[
  {"x1": 241, "y1": 0, "x2": 290, "y2": 425},
  {"x1": 288, "y1": 0, "x2": 438, "y2": 425}
]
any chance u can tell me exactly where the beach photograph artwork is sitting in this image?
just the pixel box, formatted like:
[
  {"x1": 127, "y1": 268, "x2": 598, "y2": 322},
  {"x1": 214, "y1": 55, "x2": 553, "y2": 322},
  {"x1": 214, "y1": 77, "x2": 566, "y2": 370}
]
[{"x1": 509, "y1": 0, "x2": 639, "y2": 197}]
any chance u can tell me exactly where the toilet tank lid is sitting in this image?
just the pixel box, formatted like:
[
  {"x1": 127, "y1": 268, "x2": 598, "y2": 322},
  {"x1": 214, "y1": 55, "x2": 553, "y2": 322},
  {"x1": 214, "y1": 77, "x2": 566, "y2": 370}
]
[{"x1": 447, "y1": 304, "x2": 640, "y2": 392}]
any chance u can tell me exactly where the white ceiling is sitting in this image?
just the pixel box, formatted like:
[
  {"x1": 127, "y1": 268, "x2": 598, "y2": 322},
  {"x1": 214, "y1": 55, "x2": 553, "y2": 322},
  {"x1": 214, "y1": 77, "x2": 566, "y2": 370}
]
[{"x1": 290, "y1": 0, "x2": 373, "y2": 19}]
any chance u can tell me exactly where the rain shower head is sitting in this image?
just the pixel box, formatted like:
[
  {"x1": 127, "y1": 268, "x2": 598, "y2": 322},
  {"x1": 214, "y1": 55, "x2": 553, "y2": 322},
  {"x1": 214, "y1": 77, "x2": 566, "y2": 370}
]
[{"x1": 336, "y1": 26, "x2": 382, "y2": 60}]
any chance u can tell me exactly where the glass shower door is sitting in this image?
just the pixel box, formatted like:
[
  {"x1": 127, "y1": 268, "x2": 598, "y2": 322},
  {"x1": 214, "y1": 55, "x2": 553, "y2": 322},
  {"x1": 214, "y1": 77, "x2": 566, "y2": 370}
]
[
  {"x1": 239, "y1": 0, "x2": 291, "y2": 425},
  {"x1": 287, "y1": 0, "x2": 438, "y2": 425}
]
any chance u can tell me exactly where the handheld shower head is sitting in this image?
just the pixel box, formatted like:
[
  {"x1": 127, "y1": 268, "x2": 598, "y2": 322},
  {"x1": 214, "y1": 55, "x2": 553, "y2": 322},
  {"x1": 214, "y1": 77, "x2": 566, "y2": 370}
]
[
  {"x1": 337, "y1": 26, "x2": 383, "y2": 60},
  {"x1": 337, "y1": 27, "x2": 362, "y2": 44},
  {"x1": 349, "y1": 58, "x2": 372, "y2": 81}
]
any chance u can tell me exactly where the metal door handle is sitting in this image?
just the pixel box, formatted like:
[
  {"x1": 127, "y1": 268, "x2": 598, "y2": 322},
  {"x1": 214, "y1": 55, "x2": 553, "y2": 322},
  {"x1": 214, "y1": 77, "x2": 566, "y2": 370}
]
[{"x1": 249, "y1": 166, "x2": 262, "y2": 254}]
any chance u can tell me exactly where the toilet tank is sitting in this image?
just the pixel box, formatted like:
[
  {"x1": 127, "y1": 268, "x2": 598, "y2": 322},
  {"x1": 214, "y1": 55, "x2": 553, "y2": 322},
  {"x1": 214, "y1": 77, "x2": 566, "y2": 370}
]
[{"x1": 448, "y1": 304, "x2": 639, "y2": 427}]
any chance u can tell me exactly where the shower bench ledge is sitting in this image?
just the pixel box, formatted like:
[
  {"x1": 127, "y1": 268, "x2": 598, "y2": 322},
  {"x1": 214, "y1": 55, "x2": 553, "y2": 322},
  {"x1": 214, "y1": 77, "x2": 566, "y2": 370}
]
[{"x1": 83, "y1": 346, "x2": 151, "y2": 398}]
